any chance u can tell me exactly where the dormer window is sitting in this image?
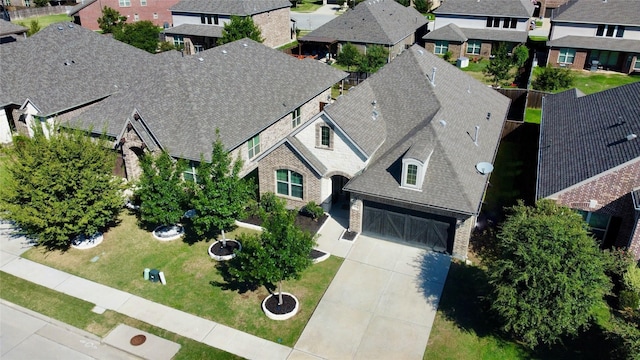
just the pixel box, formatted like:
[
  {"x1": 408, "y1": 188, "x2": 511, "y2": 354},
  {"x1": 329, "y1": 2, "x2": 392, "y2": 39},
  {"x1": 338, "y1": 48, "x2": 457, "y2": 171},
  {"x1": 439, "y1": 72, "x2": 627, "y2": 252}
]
[
  {"x1": 406, "y1": 164, "x2": 418, "y2": 186},
  {"x1": 401, "y1": 145, "x2": 432, "y2": 190}
]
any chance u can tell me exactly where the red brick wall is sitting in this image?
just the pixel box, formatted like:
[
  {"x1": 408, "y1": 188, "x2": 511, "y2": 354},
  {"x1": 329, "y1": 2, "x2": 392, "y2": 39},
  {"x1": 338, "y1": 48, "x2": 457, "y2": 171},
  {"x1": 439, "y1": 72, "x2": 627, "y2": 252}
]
[
  {"x1": 547, "y1": 48, "x2": 587, "y2": 70},
  {"x1": 77, "y1": 0, "x2": 177, "y2": 31},
  {"x1": 552, "y1": 159, "x2": 640, "y2": 259}
]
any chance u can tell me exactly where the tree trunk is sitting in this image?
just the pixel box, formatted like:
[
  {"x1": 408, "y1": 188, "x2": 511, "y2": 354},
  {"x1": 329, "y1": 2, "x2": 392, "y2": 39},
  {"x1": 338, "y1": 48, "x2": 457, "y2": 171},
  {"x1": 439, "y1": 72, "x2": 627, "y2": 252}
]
[{"x1": 278, "y1": 280, "x2": 283, "y2": 306}]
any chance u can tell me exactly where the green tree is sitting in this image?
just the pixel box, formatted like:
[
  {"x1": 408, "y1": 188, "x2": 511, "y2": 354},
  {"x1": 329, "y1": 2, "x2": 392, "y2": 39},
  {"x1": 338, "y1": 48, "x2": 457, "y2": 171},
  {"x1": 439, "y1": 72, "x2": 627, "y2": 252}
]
[
  {"x1": 136, "y1": 151, "x2": 188, "y2": 227},
  {"x1": 97, "y1": 6, "x2": 127, "y2": 34},
  {"x1": 0, "y1": 129, "x2": 123, "y2": 249},
  {"x1": 483, "y1": 42, "x2": 513, "y2": 86},
  {"x1": 228, "y1": 195, "x2": 315, "y2": 305},
  {"x1": 190, "y1": 130, "x2": 253, "y2": 239},
  {"x1": 18, "y1": 20, "x2": 41, "y2": 36},
  {"x1": 113, "y1": 20, "x2": 160, "y2": 53},
  {"x1": 394, "y1": 0, "x2": 409, "y2": 6},
  {"x1": 336, "y1": 42, "x2": 361, "y2": 71},
  {"x1": 487, "y1": 200, "x2": 611, "y2": 348},
  {"x1": 33, "y1": 0, "x2": 48, "y2": 7},
  {"x1": 512, "y1": 44, "x2": 529, "y2": 69},
  {"x1": 218, "y1": 16, "x2": 264, "y2": 45},
  {"x1": 532, "y1": 66, "x2": 575, "y2": 92},
  {"x1": 413, "y1": 0, "x2": 433, "y2": 13},
  {"x1": 358, "y1": 45, "x2": 388, "y2": 73}
]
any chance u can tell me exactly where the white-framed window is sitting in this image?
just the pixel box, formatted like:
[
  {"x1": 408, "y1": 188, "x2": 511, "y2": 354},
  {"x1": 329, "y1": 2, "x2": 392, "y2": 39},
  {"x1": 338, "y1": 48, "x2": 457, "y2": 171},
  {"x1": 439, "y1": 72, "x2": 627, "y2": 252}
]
[
  {"x1": 173, "y1": 35, "x2": 184, "y2": 48},
  {"x1": 140, "y1": 0, "x2": 146, "y2": 5},
  {"x1": 118, "y1": 0, "x2": 131, "y2": 7},
  {"x1": 133, "y1": 13, "x2": 139, "y2": 21},
  {"x1": 406, "y1": 164, "x2": 418, "y2": 185},
  {"x1": 434, "y1": 41, "x2": 448, "y2": 55},
  {"x1": 276, "y1": 169, "x2": 303, "y2": 198},
  {"x1": 183, "y1": 161, "x2": 198, "y2": 183},
  {"x1": 247, "y1": 135, "x2": 260, "y2": 158},
  {"x1": 634, "y1": 56, "x2": 640, "y2": 70},
  {"x1": 466, "y1": 40, "x2": 481, "y2": 55},
  {"x1": 292, "y1": 107, "x2": 301, "y2": 127},
  {"x1": 153, "y1": 13, "x2": 158, "y2": 19},
  {"x1": 321, "y1": 126, "x2": 330, "y2": 146},
  {"x1": 401, "y1": 159, "x2": 424, "y2": 190},
  {"x1": 577, "y1": 210, "x2": 611, "y2": 241},
  {"x1": 596, "y1": 24, "x2": 625, "y2": 38},
  {"x1": 558, "y1": 48, "x2": 575, "y2": 64}
]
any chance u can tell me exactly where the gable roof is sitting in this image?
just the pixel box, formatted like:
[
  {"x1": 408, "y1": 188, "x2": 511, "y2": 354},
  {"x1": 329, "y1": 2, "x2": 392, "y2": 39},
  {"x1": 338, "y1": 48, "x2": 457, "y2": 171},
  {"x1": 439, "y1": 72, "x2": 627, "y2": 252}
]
[
  {"x1": 67, "y1": 0, "x2": 98, "y2": 16},
  {"x1": 301, "y1": 0, "x2": 427, "y2": 45},
  {"x1": 0, "y1": 19, "x2": 27, "y2": 37},
  {"x1": 423, "y1": 23, "x2": 528, "y2": 43},
  {"x1": 434, "y1": 0, "x2": 534, "y2": 18},
  {"x1": 170, "y1": 0, "x2": 291, "y2": 15},
  {"x1": 553, "y1": 0, "x2": 640, "y2": 26},
  {"x1": 341, "y1": 45, "x2": 510, "y2": 215},
  {"x1": 536, "y1": 83, "x2": 640, "y2": 199}
]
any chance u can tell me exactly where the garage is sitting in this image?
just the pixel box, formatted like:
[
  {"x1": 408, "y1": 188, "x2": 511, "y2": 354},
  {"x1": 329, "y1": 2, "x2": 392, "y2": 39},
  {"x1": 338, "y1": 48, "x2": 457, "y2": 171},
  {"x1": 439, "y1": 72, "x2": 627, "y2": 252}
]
[{"x1": 362, "y1": 201, "x2": 453, "y2": 253}]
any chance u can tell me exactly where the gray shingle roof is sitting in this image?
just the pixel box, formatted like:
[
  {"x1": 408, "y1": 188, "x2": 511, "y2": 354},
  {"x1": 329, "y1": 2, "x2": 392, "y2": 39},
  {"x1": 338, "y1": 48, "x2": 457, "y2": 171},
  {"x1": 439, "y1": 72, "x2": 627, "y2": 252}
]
[
  {"x1": 0, "y1": 22, "x2": 154, "y2": 116},
  {"x1": 553, "y1": 0, "x2": 640, "y2": 26},
  {"x1": 301, "y1": 0, "x2": 427, "y2": 46},
  {"x1": 342, "y1": 45, "x2": 510, "y2": 215},
  {"x1": 548, "y1": 35, "x2": 640, "y2": 52},
  {"x1": 170, "y1": 0, "x2": 291, "y2": 15},
  {"x1": 537, "y1": 83, "x2": 640, "y2": 199},
  {"x1": 163, "y1": 23, "x2": 223, "y2": 38},
  {"x1": 0, "y1": 19, "x2": 27, "y2": 37},
  {"x1": 424, "y1": 24, "x2": 528, "y2": 43},
  {"x1": 67, "y1": 0, "x2": 97, "y2": 16},
  {"x1": 434, "y1": 0, "x2": 534, "y2": 18}
]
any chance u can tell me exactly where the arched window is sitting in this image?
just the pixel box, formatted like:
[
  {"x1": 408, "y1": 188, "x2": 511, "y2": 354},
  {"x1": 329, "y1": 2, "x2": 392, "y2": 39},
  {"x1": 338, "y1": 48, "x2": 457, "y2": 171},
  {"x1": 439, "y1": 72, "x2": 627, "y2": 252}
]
[{"x1": 276, "y1": 169, "x2": 303, "y2": 198}]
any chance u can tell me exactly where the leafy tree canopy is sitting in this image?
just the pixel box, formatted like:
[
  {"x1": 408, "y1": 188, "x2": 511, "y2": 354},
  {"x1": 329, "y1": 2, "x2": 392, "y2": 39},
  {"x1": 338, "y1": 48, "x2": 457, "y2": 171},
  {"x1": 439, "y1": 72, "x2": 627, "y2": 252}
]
[
  {"x1": 413, "y1": 0, "x2": 433, "y2": 13},
  {"x1": 136, "y1": 151, "x2": 188, "y2": 227},
  {"x1": 228, "y1": 195, "x2": 315, "y2": 303},
  {"x1": 190, "y1": 130, "x2": 253, "y2": 238},
  {"x1": 0, "y1": 128, "x2": 123, "y2": 249},
  {"x1": 512, "y1": 44, "x2": 530, "y2": 69},
  {"x1": 113, "y1": 20, "x2": 160, "y2": 53},
  {"x1": 487, "y1": 200, "x2": 611, "y2": 348},
  {"x1": 336, "y1": 42, "x2": 361, "y2": 71},
  {"x1": 218, "y1": 16, "x2": 263, "y2": 45},
  {"x1": 532, "y1": 66, "x2": 575, "y2": 92},
  {"x1": 97, "y1": 6, "x2": 127, "y2": 34},
  {"x1": 358, "y1": 45, "x2": 388, "y2": 73},
  {"x1": 483, "y1": 42, "x2": 513, "y2": 86}
]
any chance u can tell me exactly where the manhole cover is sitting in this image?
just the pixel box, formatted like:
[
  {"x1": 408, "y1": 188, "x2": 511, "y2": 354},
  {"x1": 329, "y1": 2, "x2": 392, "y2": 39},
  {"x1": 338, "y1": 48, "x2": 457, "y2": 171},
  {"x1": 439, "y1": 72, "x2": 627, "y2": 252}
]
[{"x1": 130, "y1": 334, "x2": 147, "y2": 346}]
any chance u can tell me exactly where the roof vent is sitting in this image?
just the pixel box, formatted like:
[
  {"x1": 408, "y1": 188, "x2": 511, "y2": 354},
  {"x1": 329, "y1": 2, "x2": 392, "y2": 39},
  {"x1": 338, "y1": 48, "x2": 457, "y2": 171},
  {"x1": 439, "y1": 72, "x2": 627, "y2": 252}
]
[
  {"x1": 68, "y1": 23, "x2": 74, "y2": 28},
  {"x1": 198, "y1": 57, "x2": 204, "y2": 62},
  {"x1": 372, "y1": 109, "x2": 379, "y2": 120},
  {"x1": 417, "y1": 49, "x2": 424, "y2": 55},
  {"x1": 474, "y1": 125, "x2": 480, "y2": 146},
  {"x1": 57, "y1": 25, "x2": 64, "y2": 30},
  {"x1": 439, "y1": 119, "x2": 447, "y2": 127},
  {"x1": 486, "y1": 112, "x2": 491, "y2": 120},
  {"x1": 242, "y1": 43, "x2": 248, "y2": 47},
  {"x1": 222, "y1": 49, "x2": 228, "y2": 54},
  {"x1": 628, "y1": 133, "x2": 638, "y2": 141},
  {"x1": 475, "y1": 162, "x2": 493, "y2": 175}
]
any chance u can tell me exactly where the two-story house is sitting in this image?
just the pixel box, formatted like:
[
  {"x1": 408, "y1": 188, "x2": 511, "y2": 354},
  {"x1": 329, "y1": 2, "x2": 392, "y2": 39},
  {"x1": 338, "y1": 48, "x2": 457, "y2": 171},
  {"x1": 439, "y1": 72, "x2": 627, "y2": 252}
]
[
  {"x1": 163, "y1": 0, "x2": 292, "y2": 52},
  {"x1": 298, "y1": 0, "x2": 428, "y2": 62},
  {"x1": 547, "y1": 0, "x2": 640, "y2": 73},
  {"x1": 423, "y1": 0, "x2": 534, "y2": 59},
  {"x1": 68, "y1": 0, "x2": 176, "y2": 31}
]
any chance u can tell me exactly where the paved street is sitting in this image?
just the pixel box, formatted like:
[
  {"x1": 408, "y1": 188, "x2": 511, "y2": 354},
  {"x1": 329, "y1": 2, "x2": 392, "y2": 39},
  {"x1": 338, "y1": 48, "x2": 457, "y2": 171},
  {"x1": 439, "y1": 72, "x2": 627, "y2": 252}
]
[{"x1": 290, "y1": 4, "x2": 341, "y2": 30}]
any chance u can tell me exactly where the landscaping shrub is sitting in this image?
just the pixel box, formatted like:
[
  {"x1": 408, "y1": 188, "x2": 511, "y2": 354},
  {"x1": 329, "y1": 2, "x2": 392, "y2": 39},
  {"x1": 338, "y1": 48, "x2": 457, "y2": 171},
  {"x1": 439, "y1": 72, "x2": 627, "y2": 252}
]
[
  {"x1": 443, "y1": 51, "x2": 453, "y2": 62},
  {"x1": 301, "y1": 201, "x2": 324, "y2": 221},
  {"x1": 619, "y1": 290, "x2": 640, "y2": 310},
  {"x1": 532, "y1": 66, "x2": 574, "y2": 91}
]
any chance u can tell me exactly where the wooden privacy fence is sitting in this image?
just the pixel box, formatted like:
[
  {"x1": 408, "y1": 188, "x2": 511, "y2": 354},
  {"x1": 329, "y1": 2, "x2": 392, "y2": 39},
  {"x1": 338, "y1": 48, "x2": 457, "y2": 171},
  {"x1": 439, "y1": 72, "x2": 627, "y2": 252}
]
[
  {"x1": 8, "y1": 5, "x2": 70, "y2": 20},
  {"x1": 495, "y1": 88, "x2": 550, "y2": 122}
]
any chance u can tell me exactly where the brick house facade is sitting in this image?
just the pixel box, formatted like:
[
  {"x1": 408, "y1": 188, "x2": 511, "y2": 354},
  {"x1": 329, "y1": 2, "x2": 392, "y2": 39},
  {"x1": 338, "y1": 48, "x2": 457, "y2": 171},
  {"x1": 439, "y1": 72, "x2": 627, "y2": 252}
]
[{"x1": 70, "y1": 0, "x2": 176, "y2": 31}]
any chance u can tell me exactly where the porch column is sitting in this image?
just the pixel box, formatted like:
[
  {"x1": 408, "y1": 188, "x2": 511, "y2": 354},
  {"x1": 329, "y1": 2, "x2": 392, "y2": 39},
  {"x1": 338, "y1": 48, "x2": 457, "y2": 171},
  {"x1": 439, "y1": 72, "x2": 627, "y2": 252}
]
[{"x1": 349, "y1": 196, "x2": 363, "y2": 233}]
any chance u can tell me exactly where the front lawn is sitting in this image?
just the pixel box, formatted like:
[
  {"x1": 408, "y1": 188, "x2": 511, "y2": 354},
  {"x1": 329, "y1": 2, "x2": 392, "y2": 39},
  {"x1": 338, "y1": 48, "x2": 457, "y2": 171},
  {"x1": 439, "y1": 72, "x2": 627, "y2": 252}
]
[
  {"x1": 291, "y1": 0, "x2": 323, "y2": 13},
  {"x1": 0, "y1": 272, "x2": 240, "y2": 359},
  {"x1": 531, "y1": 67, "x2": 640, "y2": 95},
  {"x1": 22, "y1": 213, "x2": 343, "y2": 347}
]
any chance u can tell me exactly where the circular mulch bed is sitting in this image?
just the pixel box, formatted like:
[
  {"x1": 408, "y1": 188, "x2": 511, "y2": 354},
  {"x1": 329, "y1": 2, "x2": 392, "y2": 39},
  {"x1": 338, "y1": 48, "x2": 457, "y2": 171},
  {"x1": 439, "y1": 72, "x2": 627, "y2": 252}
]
[
  {"x1": 130, "y1": 334, "x2": 146, "y2": 346},
  {"x1": 264, "y1": 293, "x2": 297, "y2": 315},
  {"x1": 209, "y1": 240, "x2": 240, "y2": 256}
]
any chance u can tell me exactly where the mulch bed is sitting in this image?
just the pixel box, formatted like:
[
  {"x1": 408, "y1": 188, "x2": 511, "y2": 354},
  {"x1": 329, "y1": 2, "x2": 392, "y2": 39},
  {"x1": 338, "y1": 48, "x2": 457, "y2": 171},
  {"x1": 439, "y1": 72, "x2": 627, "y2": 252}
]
[
  {"x1": 309, "y1": 248, "x2": 327, "y2": 260},
  {"x1": 341, "y1": 230, "x2": 358, "y2": 241},
  {"x1": 240, "y1": 213, "x2": 328, "y2": 234},
  {"x1": 264, "y1": 293, "x2": 297, "y2": 315},
  {"x1": 209, "y1": 240, "x2": 240, "y2": 256}
]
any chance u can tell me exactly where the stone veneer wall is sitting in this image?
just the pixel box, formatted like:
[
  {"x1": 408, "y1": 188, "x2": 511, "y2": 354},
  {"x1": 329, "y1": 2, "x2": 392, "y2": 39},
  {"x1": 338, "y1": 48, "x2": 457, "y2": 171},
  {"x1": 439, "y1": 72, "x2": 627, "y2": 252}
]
[
  {"x1": 551, "y1": 159, "x2": 640, "y2": 259},
  {"x1": 258, "y1": 142, "x2": 322, "y2": 209},
  {"x1": 252, "y1": 7, "x2": 291, "y2": 48},
  {"x1": 121, "y1": 124, "x2": 150, "y2": 181}
]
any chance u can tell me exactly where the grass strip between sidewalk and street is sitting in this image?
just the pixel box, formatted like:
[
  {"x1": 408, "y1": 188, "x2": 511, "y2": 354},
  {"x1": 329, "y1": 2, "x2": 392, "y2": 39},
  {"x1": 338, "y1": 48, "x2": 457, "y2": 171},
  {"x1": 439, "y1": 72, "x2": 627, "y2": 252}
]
[{"x1": 0, "y1": 271, "x2": 241, "y2": 360}]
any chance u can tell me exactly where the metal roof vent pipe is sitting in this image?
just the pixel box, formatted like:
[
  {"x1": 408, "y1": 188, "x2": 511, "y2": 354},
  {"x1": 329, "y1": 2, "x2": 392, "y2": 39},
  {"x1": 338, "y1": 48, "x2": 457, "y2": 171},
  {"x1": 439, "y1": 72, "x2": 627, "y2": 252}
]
[
  {"x1": 627, "y1": 133, "x2": 637, "y2": 141},
  {"x1": 474, "y1": 125, "x2": 480, "y2": 146},
  {"x1": 430, "y1": 67, "x2": 437, "y2": 87}
]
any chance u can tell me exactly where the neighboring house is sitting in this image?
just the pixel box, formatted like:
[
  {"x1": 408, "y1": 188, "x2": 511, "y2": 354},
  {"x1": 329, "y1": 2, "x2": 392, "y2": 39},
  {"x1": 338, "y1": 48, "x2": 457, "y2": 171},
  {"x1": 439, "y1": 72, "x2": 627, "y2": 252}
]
[
  {"x1": 537, "y1": 0, "x2": 570, "y2": 18},
  {"x1": 423, "y1": 0, "x2": 533, "y2": 59},
  {"x1": 164, "y1": 0, "x2": 292, "y2": 52},
  {"x1": 546, "y1": 0, "x2": 640, "y2": 73},
  {"x1": 536, "y1": 83, "x2": 640, "y2": 259},
  {"x1": 0, "y1": 22, "x2": 346, "y2": 181},
  {"x1": 0, "y1": 18, "x2": 26, "y2": 45},
  {"x1": 299, "y1": 0, "x2": 428, "y2": 61},
  {"x1": 68, "y1": 0, "x2": 176, "y2": 31},
  {"x1": 257, "y1": 45, "x2": 510, "y2": 259}
]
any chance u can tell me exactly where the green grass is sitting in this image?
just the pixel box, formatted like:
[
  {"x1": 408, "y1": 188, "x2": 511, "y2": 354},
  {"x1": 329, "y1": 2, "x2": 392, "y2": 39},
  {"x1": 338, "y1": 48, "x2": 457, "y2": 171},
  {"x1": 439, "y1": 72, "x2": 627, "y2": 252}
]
[
  {"x1": 14, "y1": 14, "x2": 72, "y2": 28},
  {"x1": 278, "y1": 40, "x2": 299, "y2": 51},
  {"x1": 524, "y1": 108, "x2": 541, "y2": 124},
  {"x1": 0, "y1": 271, "x2": 241, "y2": 359},
  {"x1": 291, "y1": 0, "x2": 323, "y2": 13},
  {"x1": 22, "y1": 213, "x2": 343, "y2": 347},
  {"x1": 461, "y1": 59, "x2": 489, "y2": 73},
  {"x1": 528, "y1": 35, "x2": 549, "y2": 42},
  {"x1": 531, "y1": 67, "x2": 640, "y2": 95}
]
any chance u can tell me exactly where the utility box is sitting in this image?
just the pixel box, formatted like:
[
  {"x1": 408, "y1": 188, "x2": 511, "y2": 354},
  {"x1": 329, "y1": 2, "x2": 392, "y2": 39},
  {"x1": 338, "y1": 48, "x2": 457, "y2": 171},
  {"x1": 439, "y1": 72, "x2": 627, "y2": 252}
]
[
  {"x1": 143, "y1": 268, "x2": 150, "y2": 280},
  {"x1": 149, "y1": 269, "x2": 160, "y2": 282},
  {"x1": 456, "y1": 57, "x2": 469, "y2": 68}
]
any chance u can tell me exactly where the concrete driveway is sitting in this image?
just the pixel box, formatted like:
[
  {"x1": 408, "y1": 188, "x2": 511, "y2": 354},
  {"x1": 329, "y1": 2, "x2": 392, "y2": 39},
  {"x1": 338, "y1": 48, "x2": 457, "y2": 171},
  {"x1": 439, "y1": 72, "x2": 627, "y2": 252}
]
[
  {"x1": 290, "y1": 5, "x2": 340, "y2": 30},
  {"x1": 293, "y1": 235, "x2": 451, "y2": 359}
]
